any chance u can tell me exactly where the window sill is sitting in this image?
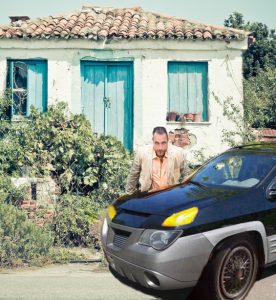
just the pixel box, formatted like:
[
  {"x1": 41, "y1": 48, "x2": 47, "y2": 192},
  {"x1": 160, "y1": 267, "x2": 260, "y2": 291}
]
[{"x1": 167, "y1": 121, "x2": 211, "y2": 126}]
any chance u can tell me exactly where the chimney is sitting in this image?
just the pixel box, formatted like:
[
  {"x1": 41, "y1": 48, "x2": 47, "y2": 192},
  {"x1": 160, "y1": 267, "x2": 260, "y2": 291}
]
[{"x1": 9, "y1": 16, "x2": 30, "y2": 23}]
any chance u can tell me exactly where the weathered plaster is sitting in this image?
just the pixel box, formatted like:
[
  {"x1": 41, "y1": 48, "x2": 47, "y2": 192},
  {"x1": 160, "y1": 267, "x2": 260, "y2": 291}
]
[{"x1": 0, "y1": 39, "x2": 245, "y2": 159}]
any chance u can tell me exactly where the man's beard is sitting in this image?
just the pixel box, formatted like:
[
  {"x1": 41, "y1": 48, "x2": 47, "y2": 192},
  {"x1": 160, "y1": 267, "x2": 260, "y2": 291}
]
[{"x1": 156, "y1": 150, "x2": 165, "y2": 158}]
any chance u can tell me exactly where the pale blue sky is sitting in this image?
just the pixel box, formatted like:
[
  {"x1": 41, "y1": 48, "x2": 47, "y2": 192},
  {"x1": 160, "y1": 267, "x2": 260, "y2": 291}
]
[{"x1": 0, "y1": 0, "x2": 275, "y2": 29}]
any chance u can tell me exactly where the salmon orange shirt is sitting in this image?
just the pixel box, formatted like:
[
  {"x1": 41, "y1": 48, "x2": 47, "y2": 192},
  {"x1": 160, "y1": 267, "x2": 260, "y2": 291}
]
[{"x1": 151, "y1": 150, "x2": 168, "y2": 191}]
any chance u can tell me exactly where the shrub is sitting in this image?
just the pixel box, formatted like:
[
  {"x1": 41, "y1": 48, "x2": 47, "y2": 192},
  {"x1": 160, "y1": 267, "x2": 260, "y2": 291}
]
[
  {"x1": 0, "y1": 174, "x2": 27, "y2": 206},
  {"x1": 90, "y1": 135, "x2": 132, "y2": 206},
  {"x1": 51, "y1": 194, "x2": 100, "y2": 247},
  {"x1": 0, "y1": 102, "x2": 132, "y2": 197},
  {"x1": 0, "y1": 201, "x2": 52, "y2": 267},
  {"x1": 0, "y1": 101, "x2": 132, "y2": 248}
]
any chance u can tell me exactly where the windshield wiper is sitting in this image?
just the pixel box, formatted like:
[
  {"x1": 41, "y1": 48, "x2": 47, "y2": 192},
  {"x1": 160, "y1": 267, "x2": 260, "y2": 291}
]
[{"x1": 189, "y1": 180, "x2": 207, "y2": 188}]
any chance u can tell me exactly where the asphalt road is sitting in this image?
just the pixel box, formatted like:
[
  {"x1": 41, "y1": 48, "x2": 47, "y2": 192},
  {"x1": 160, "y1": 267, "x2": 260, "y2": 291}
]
[{"x1": 0, "y1": 263, "x2": 276, "y2": 300}]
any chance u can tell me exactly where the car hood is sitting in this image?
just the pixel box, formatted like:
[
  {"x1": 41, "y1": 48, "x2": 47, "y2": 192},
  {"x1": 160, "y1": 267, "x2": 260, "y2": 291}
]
[{"x1": 115, "y1": 183, "x2": 245, "y2": 217}]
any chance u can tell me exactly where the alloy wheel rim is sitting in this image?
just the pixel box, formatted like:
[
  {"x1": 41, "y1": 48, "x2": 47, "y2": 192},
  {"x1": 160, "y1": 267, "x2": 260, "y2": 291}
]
[{"x1": 220, "y1": 246, "x2": 254, "y2": 299}]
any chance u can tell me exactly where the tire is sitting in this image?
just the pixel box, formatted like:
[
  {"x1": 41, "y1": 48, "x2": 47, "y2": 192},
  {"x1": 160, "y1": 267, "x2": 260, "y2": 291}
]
[{"x1": 204, "y1": 236, "x2": 259, "y2": 300}]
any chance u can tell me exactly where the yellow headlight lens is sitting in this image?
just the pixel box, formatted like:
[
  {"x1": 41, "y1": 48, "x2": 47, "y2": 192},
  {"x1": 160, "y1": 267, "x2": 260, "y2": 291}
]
[
  {"x1": 162, "y1": 207, "x2": 199, "y2": 227},
  {"x1": 107, "y1": 205, "x2": 117, "y2": 220}
]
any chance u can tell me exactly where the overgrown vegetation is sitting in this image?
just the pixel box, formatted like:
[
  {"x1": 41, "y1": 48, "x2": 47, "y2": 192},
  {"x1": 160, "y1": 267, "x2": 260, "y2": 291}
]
[
  {"x1": 0, "y1": 198, "x2": 52, "y2": 267},
  {"x1": 224, "y1": 12, "x2": 276, "y2": 129},
  {"x1": 0, "y1": 97, "x2": 132, "y2": 267}
]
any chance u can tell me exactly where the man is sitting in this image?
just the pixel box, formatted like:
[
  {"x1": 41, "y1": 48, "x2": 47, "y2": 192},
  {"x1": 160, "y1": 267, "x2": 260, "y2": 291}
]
[{"x1": 126, "y1": 126, "x2": 190, "y2": 194}]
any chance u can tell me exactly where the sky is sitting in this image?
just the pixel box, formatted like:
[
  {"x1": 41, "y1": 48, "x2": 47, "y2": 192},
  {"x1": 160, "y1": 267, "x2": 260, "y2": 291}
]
[{"x1": 0, "y1": 0, "x2": 275, "y2": 29}]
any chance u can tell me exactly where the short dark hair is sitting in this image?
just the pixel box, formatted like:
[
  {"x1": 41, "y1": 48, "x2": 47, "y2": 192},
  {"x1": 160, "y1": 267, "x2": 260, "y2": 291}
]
[{"x1": 152, "y1": 126, "x2": 168, "y2": 137}]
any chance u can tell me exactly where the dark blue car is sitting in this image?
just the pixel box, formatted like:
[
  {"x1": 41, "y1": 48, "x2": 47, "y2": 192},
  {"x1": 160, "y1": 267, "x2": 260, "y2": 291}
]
[{"x1": 101, "y1": 143, "x2": 276, "y2": 300}]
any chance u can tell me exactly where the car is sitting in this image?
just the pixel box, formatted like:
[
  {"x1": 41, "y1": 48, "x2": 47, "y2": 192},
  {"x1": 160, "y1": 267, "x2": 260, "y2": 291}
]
[{"x1": 101, "y1": 143, "x2": 276, "y2": 300}]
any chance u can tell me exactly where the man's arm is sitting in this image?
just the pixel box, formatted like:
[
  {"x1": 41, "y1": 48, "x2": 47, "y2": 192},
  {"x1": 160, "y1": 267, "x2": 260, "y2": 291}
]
[{"x1": 125, "y1": 152, "x2": 141, "y2": 194}]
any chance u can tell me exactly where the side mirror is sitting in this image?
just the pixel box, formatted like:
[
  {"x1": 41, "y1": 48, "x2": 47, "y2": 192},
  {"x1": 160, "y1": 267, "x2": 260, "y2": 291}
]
[{"x1": 267, "y1": 181, "x2": 276, "y2": 200}]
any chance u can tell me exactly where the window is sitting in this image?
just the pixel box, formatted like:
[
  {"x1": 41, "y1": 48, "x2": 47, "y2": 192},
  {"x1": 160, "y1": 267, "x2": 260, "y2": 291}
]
[
  {"x1": 168, "y1": 62, "x2": 208, "y2": 122},
  {"x1": 193, "y1": 152, "x2": 275, "y2": 188},
  {"x1": 7, "y1": 60, "x2": 47, "y2": 117}
]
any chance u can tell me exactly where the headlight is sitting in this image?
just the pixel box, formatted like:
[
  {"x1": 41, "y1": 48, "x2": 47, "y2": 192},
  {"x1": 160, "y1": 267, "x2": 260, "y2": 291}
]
[
  {"x1": 107, "y1": 205, "x2": 117, "y2": 220},
  {"x1": 162, "y1": 207, "x2": 198, "y2": 227},
  {"x1": 139, "y1": 229, "x2": 182, "y2": 250}
]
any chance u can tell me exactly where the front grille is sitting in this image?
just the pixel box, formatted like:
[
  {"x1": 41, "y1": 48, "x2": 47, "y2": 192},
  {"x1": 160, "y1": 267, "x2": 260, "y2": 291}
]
[{"x1": 113, "y1": 229, "x2": 131, "y2": 248}]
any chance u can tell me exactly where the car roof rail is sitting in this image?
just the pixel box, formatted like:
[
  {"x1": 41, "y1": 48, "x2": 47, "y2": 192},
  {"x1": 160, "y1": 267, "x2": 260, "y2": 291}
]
[{"x1": 230, "y1": 142, "x2": 276, "y2": 150}]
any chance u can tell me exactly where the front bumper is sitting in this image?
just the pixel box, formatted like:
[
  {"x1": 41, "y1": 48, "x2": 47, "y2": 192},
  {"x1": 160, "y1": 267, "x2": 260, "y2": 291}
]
[{"x1": 102, "y1": 219, "x2": 214, "y2": 290}]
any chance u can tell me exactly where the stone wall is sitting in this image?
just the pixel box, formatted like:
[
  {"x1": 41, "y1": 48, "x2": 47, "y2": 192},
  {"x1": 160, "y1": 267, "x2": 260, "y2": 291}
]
[{"x1": 11, "y1": 177, "x2": 59, "y2": 227}]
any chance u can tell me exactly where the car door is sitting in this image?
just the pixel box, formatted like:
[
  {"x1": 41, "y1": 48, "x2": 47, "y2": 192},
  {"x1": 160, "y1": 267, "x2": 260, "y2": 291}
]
[{"x1": 262, "y1": 168, "x2": 276, "y2": 263}]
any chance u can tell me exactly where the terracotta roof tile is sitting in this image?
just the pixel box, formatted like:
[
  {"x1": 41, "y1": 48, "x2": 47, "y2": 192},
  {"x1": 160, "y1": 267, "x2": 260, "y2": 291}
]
[
  {"x1": 0, "y1": 6, "x2": 249, "y2": 42},
  {"x1": 262, "y1": 129, "x2": 276, "y2": 137}
]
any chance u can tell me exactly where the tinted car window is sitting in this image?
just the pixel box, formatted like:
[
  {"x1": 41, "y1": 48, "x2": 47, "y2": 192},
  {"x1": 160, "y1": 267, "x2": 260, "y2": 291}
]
[{"x1": 192, "y1": 152, "x2": 276, "y2": 188}]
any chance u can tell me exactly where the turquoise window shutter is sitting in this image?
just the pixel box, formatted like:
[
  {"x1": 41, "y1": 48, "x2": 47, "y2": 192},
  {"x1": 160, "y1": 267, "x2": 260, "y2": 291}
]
[
  {"x1": 27, "y1": 61, "x2": 47, "y2": 116},
  {"x1": 168, "y1": 62, "x2": 208, "y2": 121},
  {"x1": 8, "y1": 59, "x2": 47, "y2": 117}
]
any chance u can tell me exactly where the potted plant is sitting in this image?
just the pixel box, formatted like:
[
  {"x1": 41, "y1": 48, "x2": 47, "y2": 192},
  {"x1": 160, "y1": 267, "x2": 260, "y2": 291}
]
[
  {"x1": 166, "y1": 111, "x2": 177, "y2": 121},
  {"x1": 193, "y1": 113, "x2": 201, "y2": 122}
]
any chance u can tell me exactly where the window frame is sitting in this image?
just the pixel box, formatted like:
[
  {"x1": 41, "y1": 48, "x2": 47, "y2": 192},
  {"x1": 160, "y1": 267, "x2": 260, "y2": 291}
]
[
  {"x1": 7, "y1": 59, "x2": 48, "y2": 118},
  {"x1": 167, "y1": 61, "x2": 209, "y2": 123}
]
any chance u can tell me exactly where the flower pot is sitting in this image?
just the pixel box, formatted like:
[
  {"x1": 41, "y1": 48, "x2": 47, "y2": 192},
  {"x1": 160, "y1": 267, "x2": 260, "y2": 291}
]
[
  {"x1": 167, "y1": 112, "x2": 177, "y2": 121},
  {"x1": 193, "y1": 113, "x2": 201, "y2": 122},
  {"x1": 184, "y1": 113, "x2": 194, "y2": 122}
]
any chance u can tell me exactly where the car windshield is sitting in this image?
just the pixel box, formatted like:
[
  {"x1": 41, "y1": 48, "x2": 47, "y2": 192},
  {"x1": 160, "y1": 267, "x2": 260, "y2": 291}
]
[{"x1": 192, "y1": 151, "x2": 276, "y2": 188}]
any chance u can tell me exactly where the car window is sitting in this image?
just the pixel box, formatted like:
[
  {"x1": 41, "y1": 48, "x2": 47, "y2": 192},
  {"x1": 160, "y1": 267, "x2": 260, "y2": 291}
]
[{"x1": 193, "y1": 152, "x2": 276, "y2": 188}]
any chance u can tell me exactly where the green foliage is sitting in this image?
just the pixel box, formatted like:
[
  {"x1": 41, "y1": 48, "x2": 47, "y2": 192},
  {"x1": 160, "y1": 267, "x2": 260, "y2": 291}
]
[
  {"x1": 0, "y1": 201, "x2": 52, "y2": 267},
  {"x1": 51, "y1": 194, "x2": 100, "y2": 247},
  {"x1": 224, "y1": 12, "x2": 276, "y2": 78},
  {"x1": 0, "y1": 99, "x2": 132, "y2": 250},
  {"x1": 0, "y1": 101, "x2": 132, "y2": 197},
  {"x1": 243, "y1": 31, "x2": 276, "y2": 79},
  {"x1": 48, "y1": 247, "x2": 86, "y2": 263},
  {"x1": 90, "y1": 135, "x2": 132, "y2": 206},
  {"x1": 213, "y1": 93, "x2": 257, "y2": 147},
  {"x1": 224, "y1": 11, "x2": 245, "y2": 29},
  {"x1": 224, "y1": 12, "x2": 276, "y2": 129},
  {"x1": 0, "y1": 174, "x2": 27, "y2": 206},
  {"x1": 0, "y1": 95, "x2": 11, "y2": 121},
  {"x1": 244, "y1": 67, "x2": 276, "y2": 128}
]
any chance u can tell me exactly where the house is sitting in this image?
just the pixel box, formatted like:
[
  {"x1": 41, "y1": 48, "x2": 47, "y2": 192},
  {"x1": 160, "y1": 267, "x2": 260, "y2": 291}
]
[{"x1": 0, "y1": 6, "x2": 250, "y2": 158}]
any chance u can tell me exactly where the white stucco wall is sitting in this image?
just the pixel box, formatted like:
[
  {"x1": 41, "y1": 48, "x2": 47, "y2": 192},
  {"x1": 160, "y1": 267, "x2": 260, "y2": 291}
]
[{"x1": 0, "y1": 38, "x2": 247, "y2": 160}]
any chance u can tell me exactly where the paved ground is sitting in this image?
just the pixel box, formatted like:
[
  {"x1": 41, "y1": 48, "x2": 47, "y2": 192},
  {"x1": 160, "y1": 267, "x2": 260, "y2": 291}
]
[{"x1": 0, "y1": 263, "x2": 276, "y2": 299}]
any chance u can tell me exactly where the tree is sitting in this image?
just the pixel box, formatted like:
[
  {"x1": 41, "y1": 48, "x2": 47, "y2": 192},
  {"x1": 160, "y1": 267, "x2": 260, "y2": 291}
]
[
  {"x1": 224, "y1": 12, "x2": 276, "y2": 129},
  {"x1": 224, "y1": 12, "x2": 276, "y2": 78},
  {"x1": 224, "y1": 11, "x2": 245, "y2": 29},
  {"x1": 243, "y1": 67, "x2": 276, "y2": 129}
]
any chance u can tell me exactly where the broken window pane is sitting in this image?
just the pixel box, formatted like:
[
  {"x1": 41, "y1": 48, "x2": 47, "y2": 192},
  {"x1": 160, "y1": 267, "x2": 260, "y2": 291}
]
[
  {"x1": 12, "y1": 91, "x2": 27, "y2": 115},
  {"x1": 12, "y1": 61, "x2": 28, "y2": 115},
  {"x1": 13, "y1": 61, "x2": 27, "y2": 89}
]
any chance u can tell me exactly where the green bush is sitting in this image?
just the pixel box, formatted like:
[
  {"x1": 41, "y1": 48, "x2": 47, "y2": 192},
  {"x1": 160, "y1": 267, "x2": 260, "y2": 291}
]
[
  {"x1": 0, "y1": 100, "x2": 132, "y2": 248},
  {"x1": 0, "y1": 201, "x2": 52, "y2": 267},
  {"x1": 51, "y1": 194, "x2": 100, "y2": 247},
  {"x1": 0, "y1": 102, "x2": 132, "y2": 197},
  {"x1": 90, "y1": 135, "x2": 132, "y2": 206},
  {"x1": 0, "y1": 174, "x2": 27, "y2": 206}
]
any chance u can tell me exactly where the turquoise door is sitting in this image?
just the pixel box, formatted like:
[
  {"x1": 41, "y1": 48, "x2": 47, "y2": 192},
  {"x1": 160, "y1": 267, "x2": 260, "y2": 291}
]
[{"x1": 81, "y1": 62, "x2": 133, "y2": 150}]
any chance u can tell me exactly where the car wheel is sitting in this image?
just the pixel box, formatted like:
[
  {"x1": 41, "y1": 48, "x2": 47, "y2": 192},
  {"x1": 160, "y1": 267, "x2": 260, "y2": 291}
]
[{"x1": 207, "y1": 237, "x2": 258, "y2": 300}]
